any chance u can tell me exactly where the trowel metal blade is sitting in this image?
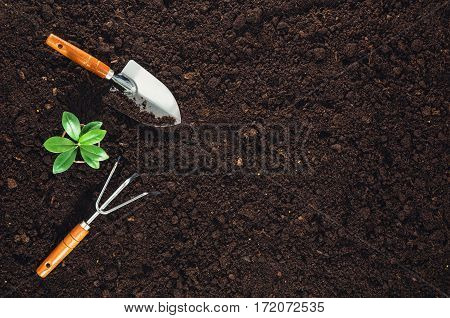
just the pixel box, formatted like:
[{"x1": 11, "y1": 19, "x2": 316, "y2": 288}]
[{"x1": 120, "y1": 60, "x2": 181, "y2": 126}]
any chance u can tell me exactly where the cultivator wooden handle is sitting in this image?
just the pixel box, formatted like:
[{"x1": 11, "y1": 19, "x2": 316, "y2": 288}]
[
  {"x1": 36, "y1": 222, "x2": 89, "y2": 278},
  {"x1": 46, "y1": 34, "x2": 112, "y2": 79}
]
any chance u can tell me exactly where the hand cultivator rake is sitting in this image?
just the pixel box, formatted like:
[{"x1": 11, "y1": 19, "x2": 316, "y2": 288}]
[{"x1": 36, "y1": 158, "x2": 148, "y2": 278}]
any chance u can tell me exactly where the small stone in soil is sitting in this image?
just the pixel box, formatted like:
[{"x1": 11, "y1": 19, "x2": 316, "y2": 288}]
[
  {"x1": 18, "y1": 69, "x2": 25, "y2": 80},
  {"x1": 308, "y1": 48, "x2": 326, "y2": 62},
  {"x1": 393, "y1": 66, "x2": 402, "y2": 76},
  {"x1": 140, "y1": 173, "x2": 150, "y2": 184},
  {"x1": 183, "y1": 72, "x2": 197, "y2": 80},
  {"x1": 331, "y1": 144, "x2": 343, "y2": 152},
  {"x1": 233, "y1": 14, "x2": 246, "y2": 31},
  {"x1": 171, "y1": 66, "x2": 183, "y2": 76},
  {"x1": 101, "y1": 290, "x2": 111, "y2": 297},
  {"x1": 7, "y1": 178, "x2": 17, "y2": 189},
  {"x1": 216, "y1": 215, "x2": 226, "y2": 224},
  {"x1": 114, "y1": 37, "x2": 123, "y2": 48},
  {"x1": 344, "y1": 43, "x2": 358, "y2": 58},
  {"x1": 14, "y1": 233, "x2": 30, "y2": 244},
  {"x1": 166, "y1": 181, "x2": 176, "y2": 191},
  {"x1": 242, "y1": 127, "x2": 258, "y2": 137},
  {"x1": 246, "y1": 8, "x2": 262, "y2": 24},
  {"x1": 277, "y1": 21, "x2": 289, "y2": 31}
]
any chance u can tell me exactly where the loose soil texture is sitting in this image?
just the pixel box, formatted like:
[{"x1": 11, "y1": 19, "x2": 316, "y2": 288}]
[{"x1": 0, "y1": 0, "x2": 449, "y2": 297}]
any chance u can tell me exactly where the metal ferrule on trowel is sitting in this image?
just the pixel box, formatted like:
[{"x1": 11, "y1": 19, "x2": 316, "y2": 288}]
[
  {"x1": 45, "y1": 34, "x2": 181, "y2": 126},
  {"x1": 106, "y1": 70, "x2": 137, "y2": 97}
]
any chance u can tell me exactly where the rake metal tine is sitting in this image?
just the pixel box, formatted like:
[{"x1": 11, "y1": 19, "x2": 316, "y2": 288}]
[
  {"x1": 95, "y1": 158, "x2": 120, "y2": 211},
  {"x1": 86, "y1": 158, "x2": 150, "y2": 226},
  {"x1": 100, "y1": 192, "x2": 149, "y2": 215},
  {"x1": 98, "y1": 173, "x2": 139, "y2": 211}
]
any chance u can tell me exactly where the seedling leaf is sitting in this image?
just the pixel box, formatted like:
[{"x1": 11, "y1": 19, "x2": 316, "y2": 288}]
[
  {"x1": 44, "y1": 112, "x2": 108, "y2": 174},
  {"x1": 53, "y1": 148, "x2": 77, "y2": 174},
  {"x1": 83, "y1": 155, "x2": 100, "y2": 169},
  {"x1": 78, "y1": 129, "x2": 106, "y2": 145},
  {"x1": 80, "y1": 145, "x2": 109, "y2": 162},
  {"x1": 43, "y1": 137, "x2": 76, "y2": 153},
  {"x1": 81, "y1": 121, "x2": 103, "y2": 135},
  {"x1": 62, "y1": 111, "x2": 81, "y2": 141}
]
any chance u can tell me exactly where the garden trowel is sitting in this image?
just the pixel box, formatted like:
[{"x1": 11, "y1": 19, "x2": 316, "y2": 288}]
[{"x1": 46, "y1": 34, "x2": 181, "y2": 126}]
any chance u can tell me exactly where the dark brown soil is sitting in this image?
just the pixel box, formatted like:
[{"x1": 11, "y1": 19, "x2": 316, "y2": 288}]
[{"x1": 0, "y1": 0, "x2": 449, "y2": 297}]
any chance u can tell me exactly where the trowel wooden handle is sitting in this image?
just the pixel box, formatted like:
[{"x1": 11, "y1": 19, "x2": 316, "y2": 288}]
[
  {"x1": 36, "y1": 223, "x2": 89, "y2": 278},
  {"x1": 46, "y1": 34, "x2": 111, "y2": 79}
]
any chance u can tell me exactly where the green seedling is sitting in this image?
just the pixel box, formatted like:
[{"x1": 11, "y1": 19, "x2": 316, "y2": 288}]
[{"x1": 43, "y1": 111, "x2": 109, "y2": 174}]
